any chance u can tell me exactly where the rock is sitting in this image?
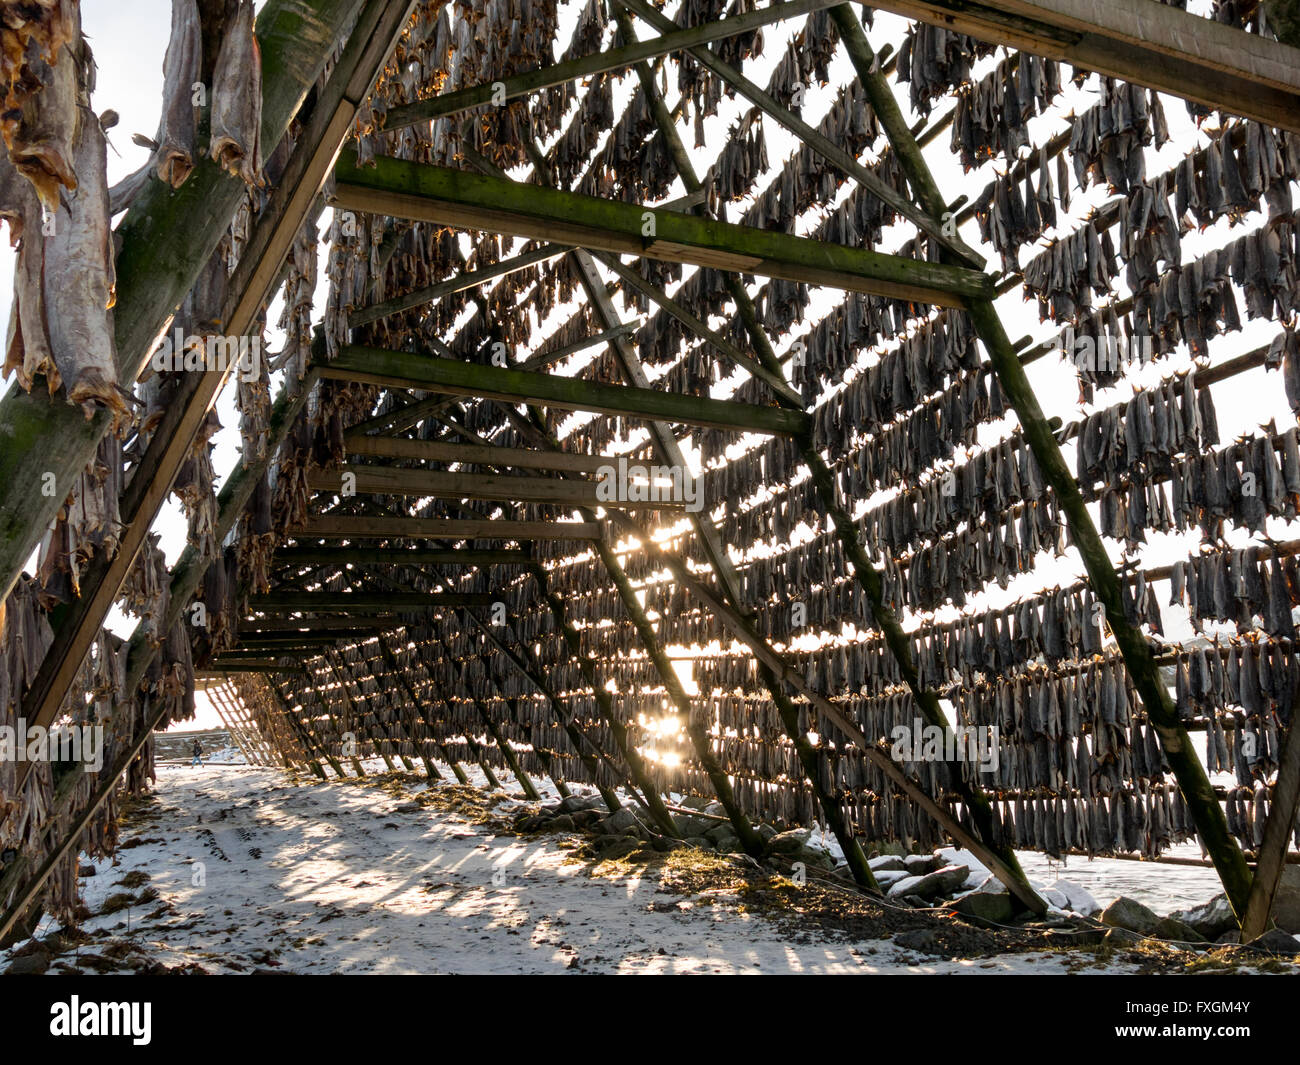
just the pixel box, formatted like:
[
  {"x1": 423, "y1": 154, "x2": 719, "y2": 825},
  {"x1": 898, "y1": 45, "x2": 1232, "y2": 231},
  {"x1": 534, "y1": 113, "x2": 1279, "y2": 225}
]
[
  {"x1": 1245, "y1": 928, "x2": 1300, "y2": 955},
  {"x1": 673, "y1": 814, "x2": 712, "y2": 837},
  {"x1": 1170, "y1": 894, "x2": 1238, "y2": 940},
  {"x1": 795, "y1": 846, "x2": 834, "y2": 871},
  {"x1": 652, "y1": 836, "x2": 688, "y2": 853},
  {"x1": 559, "y1": 794, "x2": 604, "y2": 814},
  {"x1": 903, "y1": 854, "x2": 941, "y2": 875},
  {"x1": 886, "y1": 874, "x2": 925, "y2": 898},
  {"x1": 712, "y1": 833, "x2": 741, "y2": 854},
  {"x1": 677, "y1": 796, "x2": 709, "y2": 811},
  {"x1": 602, "y1": 807, "x2": 641, "y2": 834},
  {"x1": 78, "y1": 863, "x2": 96, "y2": 877},
  {"x1": 867, "y1": 855, "x2": 907, "y2": 873},
  {"x1": 1271, "y1": 865, "x2": 1300, "y2": 933},
  {"x1": 894, "y1": 929, "x2": 943, "y2": 954},
  {"x1": 874, "y1": 868, "x2": 913, "y2": 889},
  {"x1": 1100, "y1": 896, "x2": 1160, "y2": 936},
  {"x1": 1154, "y1": 916, "x2": 1205, "y2": 943},
  {"x1": 903, "y1": 864, "x2": 970, "y2": 901},
  {"x1": 539, "y1": 804, "x2": 562, "y2": 818},
  {"x1": 765, "y1": 828, "x2": 812, "y2": 856},
  {"x1": 757, "y1": 824, "x2": 777, "y2": 842},
  {"x1": 549, "y1": 814, "x2": 576, "y2": 832},
  {"x1": 704, "y1": 824, "x2": 733, "y2": 845},
  {"x1": 703, "y1": 802, "x2": 726, "y2": 817},
  {"x1": 1103, "y1": 927, "x2": 1142, "y2": 946},
  {"x1": 572, "y1": 810, "x2": 604, "y2": 829},
  {"x1": 949, "y1": 889, "x2": 1014, "y2": 925},
  {"x1": 5, "y1": 951, "x2": 49, "y2": 975},
  {"x1": 1215, "y1": 929, "x2": 1241, "y2": 945}
]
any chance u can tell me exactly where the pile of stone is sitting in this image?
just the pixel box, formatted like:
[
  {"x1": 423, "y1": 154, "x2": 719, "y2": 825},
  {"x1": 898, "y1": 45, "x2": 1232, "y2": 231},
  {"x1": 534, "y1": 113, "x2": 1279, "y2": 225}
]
[{"x1": 1099, "y1": 887, "x2": 1300, "y2": 954}]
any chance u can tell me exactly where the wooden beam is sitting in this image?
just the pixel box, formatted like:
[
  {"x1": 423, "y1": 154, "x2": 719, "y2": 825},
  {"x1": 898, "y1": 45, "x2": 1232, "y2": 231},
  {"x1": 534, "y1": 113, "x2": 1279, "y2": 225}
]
[
  {"x1": 515, "y1": 324, "x2": 639, "y2": 372},
  {"x1": 247, "y1": 592, "x2": 499, "y2": 611},
  {"x1": 379, "y1": 0, "x2": 846, "y2": 131},
  {"x1": 331, "y1": 153, "x2": 991, "y2": 307},
  {"x1": 344, "y1": 434, "x2": 613, "y2": 474},
  {"x1": 274, "y1": 546, "x2": 530, "y2": 566},
  {"x1": 862, "y1": 0, "x2": 1300, "y2": 133},
  {"x1": 318, "y1": 345, "x2": 810, "y2": 436},
  {"x1": 202, "y1": 661, "x2": 310, "y2": 674},
  {"x1": 308, "y1": 466, "x2": 690, "y2": 510},
  {"x1": 237, "y1": 616, "x2": 398, "y2": 633},
  {"x1": 297, "y1": 516, "x2": 604, "y2": 540}
]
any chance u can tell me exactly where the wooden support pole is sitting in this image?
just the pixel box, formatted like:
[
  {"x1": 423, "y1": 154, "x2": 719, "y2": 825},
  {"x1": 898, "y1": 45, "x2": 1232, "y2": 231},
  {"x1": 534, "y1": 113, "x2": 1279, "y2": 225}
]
[
  {"x1": 331, "y1": 153, "x2": 991, "y2": 306},
  {"x1": 349, "y1": 244, "x2": 565, "y2": 327},
  {"x1": 8, "y1": 0, "x2": 406, "y2": 772},
  {"x1": 1239, "y1": 694, "x2": 1300, "y2": 941},
  {"x1": 615, "y1": 0, "x2": 984, "y2": 267},
  {"x1": 829, "y1": 9, "x2": 1249, "y2": 918},
  {"x1": 594, "y1": 254, "x2": 802, "y2": 405},
  {"x1": 318, "y1": 345, "x2": 809, "y2": 436},
  {"x1": 587, "y1": 534, "x2": 768, "y2": 858},
  {"x1": 323, "y1": 651, "x2": 400, "y2": 771},
  {"x1": 268, "y1": 677, "x2": 344, "y2": 778},
  {"x1": 604, "y1": 509, "x2": 1048, "y2": 914},
  {"x1": 515, "y1": 325, "x2": 640, "y2": 373},
  {"x1": 247, "y1": 592, "x2": 497, "y2": 612}
]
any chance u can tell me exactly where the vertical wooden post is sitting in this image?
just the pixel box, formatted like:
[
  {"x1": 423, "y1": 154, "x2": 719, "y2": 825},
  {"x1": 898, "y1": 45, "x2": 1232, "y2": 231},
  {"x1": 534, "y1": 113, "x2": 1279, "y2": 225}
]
[{"x1": 1240, "y1": 689, "x2": 1300, "y2": 940}]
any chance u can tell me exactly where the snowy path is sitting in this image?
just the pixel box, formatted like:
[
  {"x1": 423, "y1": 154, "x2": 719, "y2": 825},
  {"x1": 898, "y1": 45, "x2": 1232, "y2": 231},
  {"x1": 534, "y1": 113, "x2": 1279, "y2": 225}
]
[{"x1": 12, "y1": 764, "x2": 1141, "y2": 975}]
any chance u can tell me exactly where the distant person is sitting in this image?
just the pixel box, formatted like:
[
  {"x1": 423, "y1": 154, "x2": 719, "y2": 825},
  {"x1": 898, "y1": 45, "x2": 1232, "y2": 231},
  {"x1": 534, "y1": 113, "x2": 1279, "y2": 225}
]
[{"x1": 191, "y1": 739, "x2": 204, "y2": 767}]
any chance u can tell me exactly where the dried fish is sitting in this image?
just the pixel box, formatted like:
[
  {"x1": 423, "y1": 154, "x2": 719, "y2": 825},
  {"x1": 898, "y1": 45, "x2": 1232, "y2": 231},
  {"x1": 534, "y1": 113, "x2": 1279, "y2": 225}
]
[{"x1": 209, "y1": 0, "x2": 263, "y2": 186}]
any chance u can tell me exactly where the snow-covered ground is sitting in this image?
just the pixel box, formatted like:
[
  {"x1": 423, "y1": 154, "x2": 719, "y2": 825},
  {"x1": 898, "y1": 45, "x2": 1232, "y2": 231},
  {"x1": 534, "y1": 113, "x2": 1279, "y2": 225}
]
[{"x1": 0, "y1": 762, "x2": 1182, "y2": 975}]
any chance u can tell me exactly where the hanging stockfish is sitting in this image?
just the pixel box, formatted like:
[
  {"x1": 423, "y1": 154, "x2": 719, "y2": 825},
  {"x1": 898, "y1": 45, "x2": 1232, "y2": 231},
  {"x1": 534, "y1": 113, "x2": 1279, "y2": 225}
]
[
  {"x1": 0, "y1": 0, "x2": 81, "y2": 211},
  {"x1": 209, "y1": 0, "x2": 263, "y2": 186}
]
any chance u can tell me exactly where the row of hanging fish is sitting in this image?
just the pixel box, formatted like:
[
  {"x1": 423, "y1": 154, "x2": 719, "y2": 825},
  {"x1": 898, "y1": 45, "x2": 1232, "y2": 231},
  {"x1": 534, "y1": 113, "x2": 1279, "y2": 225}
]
[
  {"x1": 1167, "y1": 424, "x2": 1300, "y2": 541},
  {"x1": 973, "y1": 146, "x2": 1066, "y2": 274},
  {"x1": 949, "y1": 53, "x2": 1064, "y2": 173},
  {"x1": 1168, "y1": 546, "x2": 1300, "y2": 639},
  {"x1": 1074, "y1": 369, "x2": 1216, "y2": 484},
  {"x1": 858, "y1": 430, "x2": 1051, "y2": 559},
  {"x1": 836, "y1": 370, "x2": 1004, "y2": 494}
]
